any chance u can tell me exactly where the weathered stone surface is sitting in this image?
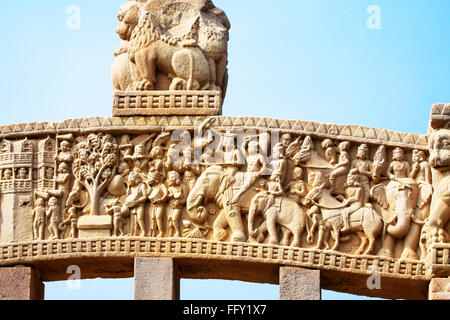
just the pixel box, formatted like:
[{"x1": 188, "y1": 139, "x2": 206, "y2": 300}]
[
  {"x1": 134, "y1": 257, "x2": 180, "y2": 300},
  {"x1": 279, "y1": 267, "x2": 321, "y2": 300},
  {"x1": 429, "y1": 277, "x2": 450, "y2": 300},
  {"x1": 0, "y1": 266, "x2": 44, "y2": 300}
]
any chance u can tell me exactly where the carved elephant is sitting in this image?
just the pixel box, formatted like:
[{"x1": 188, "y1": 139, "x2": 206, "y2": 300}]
[
  {"x1": 186, "y1": 165, "x2": 249, "y2": 242},
  {"x1": 248, "y1": 191, "x2": 309, "y2": 247},
  {"x1": 371, "y1": 178, "x2": 428, "y2": 259}
]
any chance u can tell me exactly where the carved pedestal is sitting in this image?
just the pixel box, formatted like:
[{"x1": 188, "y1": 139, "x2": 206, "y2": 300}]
[
  {"x1": 429, "y1": 278, "x2": 450, "y2": 300},
  {"x1": 134, "y1": 257, "x2": 180, "y2": 300},
  {"x1": 0, "y1": 266, "x2": 44, "y2": 300},
  {"x1": 279, "y1": 267, "x2": 321, "y2": 300},
  {"x1": 77, "y1": 216, "x2": 112, "y2": 238}
]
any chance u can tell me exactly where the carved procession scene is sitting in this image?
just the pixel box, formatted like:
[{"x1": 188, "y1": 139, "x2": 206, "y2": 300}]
[{"x1": 8, "y1": 114, "x2": 446, "y2": 263}]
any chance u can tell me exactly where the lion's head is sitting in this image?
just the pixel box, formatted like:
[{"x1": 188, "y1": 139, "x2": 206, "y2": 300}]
[
  {"x1": 429, "y1": 129, "x2": 450, "y2": 171},
  {"x1": 116, "y1": 2, "x2": 141, "y2": 41}
]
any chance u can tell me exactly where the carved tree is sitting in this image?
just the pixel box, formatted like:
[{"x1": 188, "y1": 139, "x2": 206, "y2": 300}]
[{"x1": 72, "y1": 134, "x2": 119, "y2": 215}]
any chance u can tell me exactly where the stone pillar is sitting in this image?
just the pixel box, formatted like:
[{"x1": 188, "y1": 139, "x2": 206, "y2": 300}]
[
  {"x1": 134, "y1": 257, "x2": 180, "y2": 300},
  {"x1": 0, "y1": 266, "x2": 44, "y2": 300},
  {"x1": 429, "y1": 278, "x2": 450, "y2": 300},
  {"x1": 279, "y1": 266, "x2": 321, "y2": 300}
]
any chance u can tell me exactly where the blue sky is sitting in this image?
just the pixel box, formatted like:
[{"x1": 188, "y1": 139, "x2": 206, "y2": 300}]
[{"x1": 0, "y1": 0, "x2": 449, "y2": 299}]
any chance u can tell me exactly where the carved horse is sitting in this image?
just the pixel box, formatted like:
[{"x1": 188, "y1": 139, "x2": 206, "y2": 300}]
[{"x1": 305, "y1": 187, "x2": 383, "y2": 255}]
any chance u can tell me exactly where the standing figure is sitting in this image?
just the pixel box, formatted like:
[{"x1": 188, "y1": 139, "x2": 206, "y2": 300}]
[
  {"x1": 329, "y1": 141, "x2": 351, "y2": 194},
  {"x1": 150, "y1": 146, "x2": 166, "y2": 174},
  {"x1": 232, "y1": 139, "x2": 266, "y2": 204},
  {"x1": 32, "y1": 198, "x2": 46, "y2": 240},
  {"x1": 167, "y1": 171, "x2": 186, "y2": 238},
  {"x1": 105, "y1": 200, "x2": 127, "y2": 237},
  {"x1": 268, "y1": 143, "x2": 287, "y2": 196},
  {"x1": 287, "y1": 167, "x2": 308, "y2": 205},
  {"x1": 59, "y1": 207, "x2": 78, "y2": 238},
  {"x1": 56, "y1": 162, "x2": 72, "y2": 215},
  {"x1": 387, "y1": 147, "x2": 411, "y2": 180},
  {"x1": 125, "y1": 171, "x2": 148, "y2": 236},
  {"x1": 411, "y1": 149, "x2": 432, "y2": 185},
  {"x1": 148, "y1": 170, "x2": 168, "y2": 238},
  {"x1": 307, "y1": 205, "x2": 330, "y2": 250},
  {"x1": 352, "y1": 144, "x2": 372, "y2": 203},
  {"x1": 46, "y1": 197, "x2": 60, "y2": 240}
]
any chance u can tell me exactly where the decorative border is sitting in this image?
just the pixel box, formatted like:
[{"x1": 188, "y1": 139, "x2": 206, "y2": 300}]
[
  {"x1": 113, "y1": 91, "x2": 222, "y2": 116},
  {"x1": 0, "y1": 116, "x2": 428, "y2": 150},
  {"x1": 431, "y1": 244, "x2": 450, "y2": 266},
  {"x1": 0, "y1": 237, "x2": 428, "y2": 281}
]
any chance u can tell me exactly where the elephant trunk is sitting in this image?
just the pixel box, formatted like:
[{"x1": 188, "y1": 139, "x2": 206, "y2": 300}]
[
  {"x1": 387, "y1": 210, "x2": 412, "y2": 238},
  {"x1": 186, "y1": 193, "x2": 208, "y2": 224}
]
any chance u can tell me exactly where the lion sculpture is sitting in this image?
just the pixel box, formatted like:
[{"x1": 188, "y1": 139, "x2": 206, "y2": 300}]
[{"x1": 111, "y1": 0, "x2": 230, "y2": 93}]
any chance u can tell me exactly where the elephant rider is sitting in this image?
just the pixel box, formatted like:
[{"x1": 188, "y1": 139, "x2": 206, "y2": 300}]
[
  {"x1": 265, "y1": 144, "x2": 288, "y2": 209},
  {"x1": 340, "y1": 169, "x2": 365, "y2": 232},
  {"x1": 215, "y1": 131, "x2": 243, "y2": 207},
  {"x1": 231, "y1": 139, "x2": 267, "y2": 204},
  {"x1": 329, "y1": 141, "x2": 351, "y2": 194},
  {"x1": 352, "y1": 144, "x2": 372, "y2": 203},
  {"x1": 387, "y1": 147, "x2": 411, "y2": 180}
]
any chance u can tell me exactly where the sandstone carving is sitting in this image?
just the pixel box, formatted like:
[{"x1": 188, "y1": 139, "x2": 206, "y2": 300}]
[
  {"x1": 0, "y1": 0, "x2": 448, "y2": 301},
  {"x1": 111, "y1": 0, "x2": 229, "y2": 116}
]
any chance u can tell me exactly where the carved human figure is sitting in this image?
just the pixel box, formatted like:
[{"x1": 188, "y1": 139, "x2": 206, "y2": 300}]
[
  {"x1": 105, "y1": 200, "x2": 127, "y2": 237},
  {"x1": 45, "y1": 167, "x2": 54, "y2": 180},
  {"x1": 340, "y1": 169, "x2": 366, "y2": 232},
  {"x1": 387, "y1": 147, "x2": 411, "y2": 180},
  {"x1": 167, "y1": 171, "x2": 186, "y2": 238},
  {"x1": 372, "y1": 145, "x2": 387, "y2": 183},
  {"x1": 56, "y1": 140, "x2": 73, "y2": 164},
  {"x1": 128, "y1": 144, "x2": 150, "y2": 174},
  {"x1": 400, "y1": 150, "x2": 433, "y2": 259},
  {"x1": 287, "y1": 167, "x2": 308, "y2": 205},
  {"x1": 56, "y1": 162, "x2": 71, "y2": 214},
  {"x1": 46, "y1": 197, "x2": 60, "y2": 240},
  {"x1": 119, "y1": 135, "x2": 133, "y2": 160},
  {"x1": 329, "y1": 141, "x2": 351, "y2": 194},
  {"x1": 32, "y1": 198, "x2": 46, "y2": 240},
  {"x1": 352, "y1": 144, "x2": 372, "y2": 203},
  {"x1": 149, "y1": 146, "x2": 166, "y2": 173},
  {"x1": 307, "y1": 205, "x2": 330, "y2": 250},
  {"x1": 268, "y1": 143, "x2": 287, "y2": 196},
  {"x1": 59, "y1": 207, "x2": 78, "y2": 239},
  {"x1": 125, "y1": 171, "x2": 148, "y2": 237},
  {"x1": 148, "y1": 169, "x2": 168, "y2": 238},
  {"x1": 3, "y1": 169, "x2": 12, "y2": 180},
  {"x1": 321, "y1": 139, "x2": 337, "y2": 165},
  {"x1": 17, "y1": 167, "x2": 29, "y2": 180},
  {"x1": 231, "y1": 139, "x2": 266, "y2": 204}
]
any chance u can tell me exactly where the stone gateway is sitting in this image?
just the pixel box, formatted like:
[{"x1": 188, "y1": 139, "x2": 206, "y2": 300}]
[{"x1": 0, "y1": 0, "x2": 448, "y2": 300}]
